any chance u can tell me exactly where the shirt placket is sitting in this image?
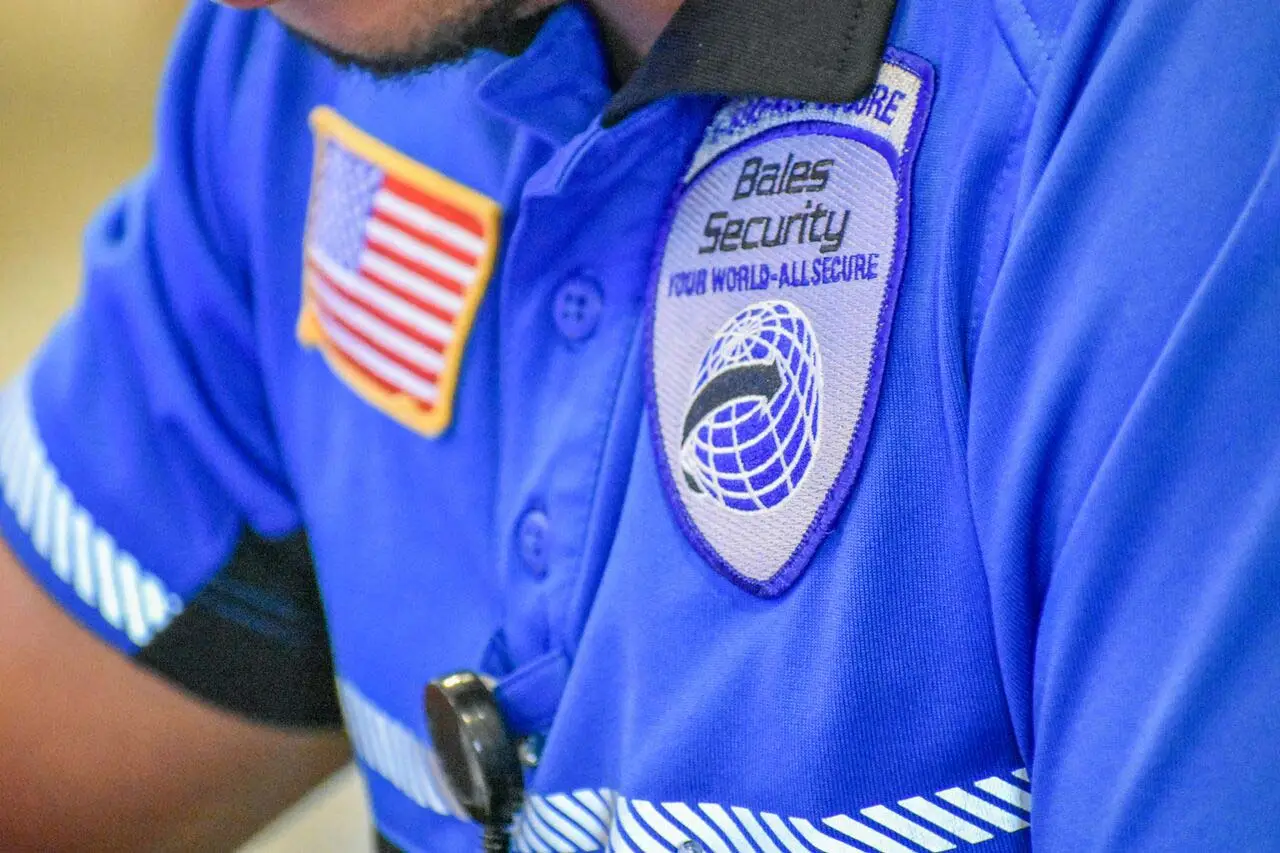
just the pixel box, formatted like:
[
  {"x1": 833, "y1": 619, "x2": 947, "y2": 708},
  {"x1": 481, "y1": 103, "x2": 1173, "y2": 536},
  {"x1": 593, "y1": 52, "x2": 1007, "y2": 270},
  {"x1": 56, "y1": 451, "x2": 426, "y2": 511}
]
[{"x1": 486, "y1": 100, "x2": 714, "y2": 760}]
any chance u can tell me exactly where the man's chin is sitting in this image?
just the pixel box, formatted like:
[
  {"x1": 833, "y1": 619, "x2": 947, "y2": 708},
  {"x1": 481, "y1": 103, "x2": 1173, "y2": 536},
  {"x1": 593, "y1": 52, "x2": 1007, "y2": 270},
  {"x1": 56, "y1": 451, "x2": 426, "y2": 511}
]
[{"x1": 268, "y1": 0, "x2": 549, "y2": 79}]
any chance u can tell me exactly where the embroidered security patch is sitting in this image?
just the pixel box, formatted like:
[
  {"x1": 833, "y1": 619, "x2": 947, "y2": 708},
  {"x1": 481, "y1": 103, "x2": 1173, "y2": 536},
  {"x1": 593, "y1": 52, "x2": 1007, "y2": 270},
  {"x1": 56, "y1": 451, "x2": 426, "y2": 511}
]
[
  {"x1": 647, "y1": 49, "x2": 934, "y2": 596},
  {"x1": 298, "y1": 107, "x2": 501, "y2": 438}
]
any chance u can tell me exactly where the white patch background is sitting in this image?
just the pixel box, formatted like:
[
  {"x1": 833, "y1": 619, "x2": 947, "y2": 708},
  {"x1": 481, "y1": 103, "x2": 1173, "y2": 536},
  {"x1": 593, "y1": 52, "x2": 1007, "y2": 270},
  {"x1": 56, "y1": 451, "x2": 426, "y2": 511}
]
[{"x1": 652, "y1": 64, "x2": 924, "y2": 585}]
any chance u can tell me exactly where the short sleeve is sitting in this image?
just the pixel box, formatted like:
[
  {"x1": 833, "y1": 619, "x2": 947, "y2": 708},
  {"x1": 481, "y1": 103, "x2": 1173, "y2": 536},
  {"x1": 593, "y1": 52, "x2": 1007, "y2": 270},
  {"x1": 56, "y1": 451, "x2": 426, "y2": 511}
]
[
  {"x1": 970, "y1": 0, "x2": 1280, "y2": 847},
  {"x1": 0, "y1": 4, "x2": 340, "y2": 728}
]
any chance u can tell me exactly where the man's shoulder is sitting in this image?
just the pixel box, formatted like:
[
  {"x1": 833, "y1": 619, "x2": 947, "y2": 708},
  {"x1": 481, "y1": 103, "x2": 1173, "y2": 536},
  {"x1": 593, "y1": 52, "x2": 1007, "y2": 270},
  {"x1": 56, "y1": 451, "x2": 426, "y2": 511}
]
[
  {"x1": 168, "y1": 2, "x2": 333, "y2": 113},
  {"x1": 170, "y1": 2, "x2": 506, "y2": 158}
]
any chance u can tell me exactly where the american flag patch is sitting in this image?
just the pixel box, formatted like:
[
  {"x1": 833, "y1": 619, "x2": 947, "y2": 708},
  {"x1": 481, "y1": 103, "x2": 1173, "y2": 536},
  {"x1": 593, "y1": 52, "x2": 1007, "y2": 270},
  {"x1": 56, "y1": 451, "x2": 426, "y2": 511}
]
[{"x1": 298, "y1": 107, "x2": 501, "y2": 438}]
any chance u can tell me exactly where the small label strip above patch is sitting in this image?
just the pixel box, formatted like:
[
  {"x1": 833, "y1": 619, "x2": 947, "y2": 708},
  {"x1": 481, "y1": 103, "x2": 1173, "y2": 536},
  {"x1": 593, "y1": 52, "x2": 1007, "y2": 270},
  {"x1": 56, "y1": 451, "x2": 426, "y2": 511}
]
[{"x1": 687, "y1": 56, "x2": 929, "y2": 184}]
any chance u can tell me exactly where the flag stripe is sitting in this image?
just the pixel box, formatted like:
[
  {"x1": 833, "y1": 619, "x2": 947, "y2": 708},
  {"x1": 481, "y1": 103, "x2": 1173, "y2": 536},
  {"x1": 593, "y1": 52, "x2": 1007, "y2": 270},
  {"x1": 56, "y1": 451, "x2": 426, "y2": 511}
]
[
  {"x1": 384, "y1": 176, "x2": 485, "y2": 236},
  {"x1": 373, "y1": 189, "x2": 489, "y2": 257},
  {"x1": 310, "y1": 296, "x2": 442, "y2": 387},
  {"x1": 313, "y1": 312, "x2": 440, "y2": 406},
  {"x1": 364, "y1": 234, "x2": 469, "y2": 302},
  {"x1": 365, "y1": 220, "x2": 476, "y2": 294},
  {"x1": 311, "y1": 336, "x2": 402, "y2": 400},
  {"x1": 309, "y1": 251, "x2": 454, "y2": 348},
  {"x1": 308, "y1": 277, "x2": 445, "y2": 378},
  {"x1": 372, "y1": 206, "x2": 478, "y2": 267},
  {"x1": 308, "y1": 262, "x2": 449, "y2": 358},
  {"x1": 309, "y1": 269, "x2": 448, "y2": 365},
  {"x1": 359, "y1": 255, "x2": 462, "y2": 324}
]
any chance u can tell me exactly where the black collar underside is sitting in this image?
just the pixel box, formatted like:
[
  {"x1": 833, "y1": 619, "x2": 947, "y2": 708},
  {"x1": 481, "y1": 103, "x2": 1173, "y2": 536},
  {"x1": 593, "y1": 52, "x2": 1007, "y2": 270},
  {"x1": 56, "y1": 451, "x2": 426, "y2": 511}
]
[{"x1": 604, "y1": 0, "x2": 900, "y2": 124}]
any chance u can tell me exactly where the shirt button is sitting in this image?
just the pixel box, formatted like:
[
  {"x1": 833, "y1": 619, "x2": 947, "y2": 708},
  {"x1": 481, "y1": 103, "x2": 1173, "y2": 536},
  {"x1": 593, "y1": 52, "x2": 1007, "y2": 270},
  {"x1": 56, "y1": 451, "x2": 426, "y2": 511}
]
[
  {"x1": 552, "y1": 276, "x2": 603, "y2": 342},
  {"x1": 516, "y1": 509, "x2": 551, "y2": 577}
]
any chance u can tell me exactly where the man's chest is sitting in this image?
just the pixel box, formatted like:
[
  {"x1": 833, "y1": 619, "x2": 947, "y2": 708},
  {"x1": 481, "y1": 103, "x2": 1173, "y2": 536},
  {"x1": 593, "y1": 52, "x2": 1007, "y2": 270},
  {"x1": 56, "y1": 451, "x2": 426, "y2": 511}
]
[{"x1": 246, "y1": 51, "x2": 1033, "y2": 850}]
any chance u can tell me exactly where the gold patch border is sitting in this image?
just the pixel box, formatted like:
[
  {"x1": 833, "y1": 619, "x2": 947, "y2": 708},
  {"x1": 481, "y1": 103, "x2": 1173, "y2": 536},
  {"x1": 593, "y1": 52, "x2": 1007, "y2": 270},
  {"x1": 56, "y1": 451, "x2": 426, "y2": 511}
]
[{"x1": 297, "y1": 106, "x2": 502, "y2": 439}]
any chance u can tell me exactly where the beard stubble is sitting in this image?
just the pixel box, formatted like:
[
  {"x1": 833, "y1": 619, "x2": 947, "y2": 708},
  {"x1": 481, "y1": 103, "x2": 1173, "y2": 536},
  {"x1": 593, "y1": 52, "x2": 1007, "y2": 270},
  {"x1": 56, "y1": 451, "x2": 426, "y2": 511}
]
[{"x1": 279, "y1": 0, "x2": 549, "y2": 78}]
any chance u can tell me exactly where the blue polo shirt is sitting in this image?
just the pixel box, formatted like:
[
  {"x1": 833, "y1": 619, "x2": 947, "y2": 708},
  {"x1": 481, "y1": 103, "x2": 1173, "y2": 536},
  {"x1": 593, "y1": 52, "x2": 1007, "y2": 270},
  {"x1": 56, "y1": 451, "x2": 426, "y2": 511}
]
[{"x1": 2, "y1": 0, "x2": 1279, "y2": 850}]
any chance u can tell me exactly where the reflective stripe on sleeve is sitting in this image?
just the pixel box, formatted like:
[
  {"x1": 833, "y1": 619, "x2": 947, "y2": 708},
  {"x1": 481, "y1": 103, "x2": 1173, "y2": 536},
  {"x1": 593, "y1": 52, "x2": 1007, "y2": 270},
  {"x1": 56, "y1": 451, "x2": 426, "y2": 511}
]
[{"x1": 0, "y1": 378, "x2": 180, "y2": 647}]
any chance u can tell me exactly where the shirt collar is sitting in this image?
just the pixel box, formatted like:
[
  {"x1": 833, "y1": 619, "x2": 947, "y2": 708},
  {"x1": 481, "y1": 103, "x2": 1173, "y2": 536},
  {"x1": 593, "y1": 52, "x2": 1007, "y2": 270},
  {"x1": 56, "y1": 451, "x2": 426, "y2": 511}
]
[
  {"x1": 603, "y1": 0, "x2": 901, "y2": 125},
  {"x1": 476, "y1": 4, "x2": 614, "y2": 145},
  {"x1": 476, "y1": 0, "x2": 900, "y2": 140}
]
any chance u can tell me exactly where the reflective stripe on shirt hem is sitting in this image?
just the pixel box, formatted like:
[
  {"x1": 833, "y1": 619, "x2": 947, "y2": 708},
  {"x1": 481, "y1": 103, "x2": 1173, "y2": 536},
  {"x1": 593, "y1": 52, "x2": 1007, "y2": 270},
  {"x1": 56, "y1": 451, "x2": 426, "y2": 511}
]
[{"x1": 339, "y1": 677, "x2": 1031, "y2": 852}]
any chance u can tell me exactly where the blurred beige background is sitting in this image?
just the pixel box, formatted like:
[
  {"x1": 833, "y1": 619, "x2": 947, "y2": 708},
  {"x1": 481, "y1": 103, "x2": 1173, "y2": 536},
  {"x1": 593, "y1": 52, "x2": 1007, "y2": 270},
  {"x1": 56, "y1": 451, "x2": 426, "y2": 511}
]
[{"x1": 0, "y1": 3, "x2": 372, "y2": 850}]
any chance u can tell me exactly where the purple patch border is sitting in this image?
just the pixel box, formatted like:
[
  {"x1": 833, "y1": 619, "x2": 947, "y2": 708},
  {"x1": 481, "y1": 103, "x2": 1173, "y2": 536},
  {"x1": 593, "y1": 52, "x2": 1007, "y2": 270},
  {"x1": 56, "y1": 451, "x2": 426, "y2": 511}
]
[{"x1": 643, "y1": 47, "x2": 936, "y2": 598}]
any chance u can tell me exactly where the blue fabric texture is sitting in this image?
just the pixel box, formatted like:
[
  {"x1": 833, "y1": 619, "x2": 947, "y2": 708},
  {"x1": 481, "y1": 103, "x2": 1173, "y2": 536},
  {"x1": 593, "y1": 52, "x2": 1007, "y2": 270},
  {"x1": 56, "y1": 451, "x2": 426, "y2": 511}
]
[{"x1": 0, "y1": 0, "x2": 1277, "y2": 849}]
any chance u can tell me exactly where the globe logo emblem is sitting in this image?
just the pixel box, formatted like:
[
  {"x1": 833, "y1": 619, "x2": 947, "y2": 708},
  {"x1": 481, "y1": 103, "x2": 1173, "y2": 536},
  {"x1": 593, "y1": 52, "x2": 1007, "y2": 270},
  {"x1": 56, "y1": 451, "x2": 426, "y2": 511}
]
[{"x1": 679, "y1": 300, "x2": 823, "y2": 512}]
